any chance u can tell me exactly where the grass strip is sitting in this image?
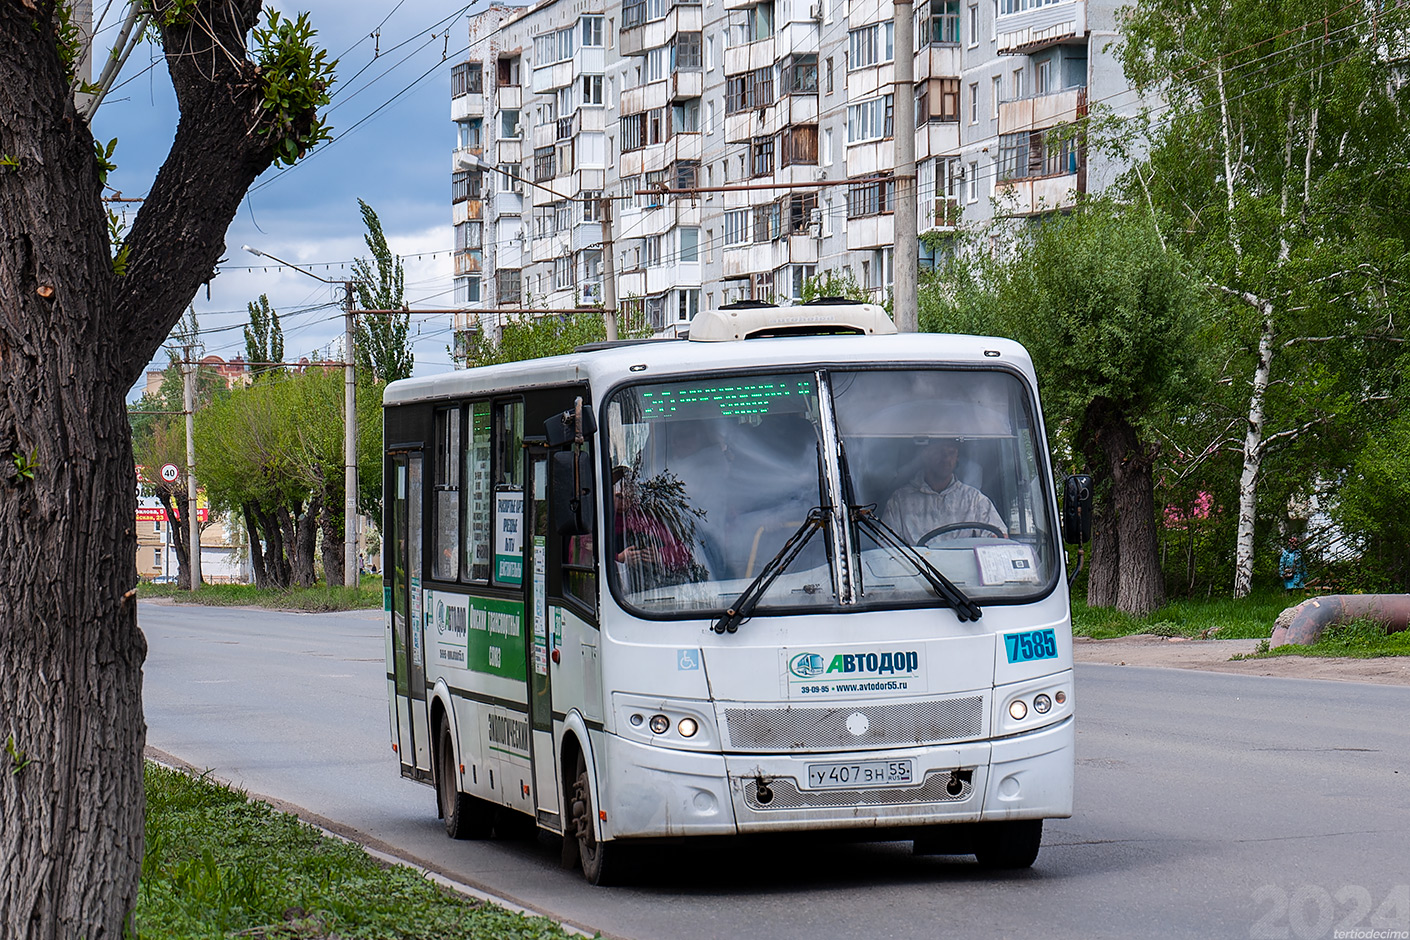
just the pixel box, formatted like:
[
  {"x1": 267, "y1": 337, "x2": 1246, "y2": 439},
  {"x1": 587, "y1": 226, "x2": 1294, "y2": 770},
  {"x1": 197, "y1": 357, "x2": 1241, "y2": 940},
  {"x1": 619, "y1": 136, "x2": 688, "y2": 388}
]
[
  {"x1": 1071, "y1": 589, "x2": 1292, "y2": 640},
  {"x1": 137, "y1": 577, "x2": 383, "y2": 612},
  {"x1": 1234, "y1": 618, "x2": 1410, "y2": 660},
  {"x1": 138, "y1": 762, "x2": 582, "y2": 940}
]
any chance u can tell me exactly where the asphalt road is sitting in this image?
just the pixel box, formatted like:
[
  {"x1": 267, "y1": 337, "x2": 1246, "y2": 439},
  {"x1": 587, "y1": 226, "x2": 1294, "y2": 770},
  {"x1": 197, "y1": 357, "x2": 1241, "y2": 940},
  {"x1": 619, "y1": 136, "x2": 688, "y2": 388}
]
[{"x1": 141, "y1": 602, "x2": 1410, "y2": 940}]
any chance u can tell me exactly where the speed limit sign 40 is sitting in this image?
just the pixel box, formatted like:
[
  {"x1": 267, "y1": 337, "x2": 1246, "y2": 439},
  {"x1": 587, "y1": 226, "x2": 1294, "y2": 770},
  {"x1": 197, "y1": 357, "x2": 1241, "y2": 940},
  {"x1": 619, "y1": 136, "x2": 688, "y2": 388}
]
[{"x1": 160, "y1": 464, "x2": 180, "y2": 483}]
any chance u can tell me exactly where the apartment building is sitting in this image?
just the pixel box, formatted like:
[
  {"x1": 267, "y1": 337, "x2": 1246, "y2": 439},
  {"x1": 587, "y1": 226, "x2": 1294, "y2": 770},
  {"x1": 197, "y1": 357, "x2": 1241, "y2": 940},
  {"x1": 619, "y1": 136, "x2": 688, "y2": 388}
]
[{"x1": 450, "y1": 0, "x2": 1136, "y2": 351}]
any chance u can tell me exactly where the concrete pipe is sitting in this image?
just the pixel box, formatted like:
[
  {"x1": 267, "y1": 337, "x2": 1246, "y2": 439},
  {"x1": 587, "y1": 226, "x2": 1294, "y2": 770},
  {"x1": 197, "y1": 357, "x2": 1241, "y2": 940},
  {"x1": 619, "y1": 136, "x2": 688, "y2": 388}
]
[{"x1": 1269, "y1": 594, "x2": 1410, "y2": 647}]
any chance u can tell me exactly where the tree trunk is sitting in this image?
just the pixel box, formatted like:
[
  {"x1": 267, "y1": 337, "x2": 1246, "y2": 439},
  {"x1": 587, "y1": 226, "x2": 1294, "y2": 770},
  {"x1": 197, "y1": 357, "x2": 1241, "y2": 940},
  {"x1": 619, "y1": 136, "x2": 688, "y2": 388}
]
[
  {"x1": 242, "y1": 502, "x2": 267, "y2": 588},
  {"x1": 259, "y1": 503, "x2": 292, "y2": 589},
  {"x1": 1084, "y1": 399, "x2": 1165, "y2": 616},
  {"x1": 319, "y1": 483, "x2": 344, "y2": 587},
  {"x1": 1085, "y1": 493, "x2": 1120, "y2": 608},
  {"x1": 294, "y1": 495, "x2": 322, "y2": 587},
  {"x1": 1233, "y1": 299, "x2": 1276, "y2": 597},
  {"x1": 155, "y1": 486, "x2": 190, "y2": 588},
  {"x1": 2, "y1": 1, "x2": 320, "y2": 930}
]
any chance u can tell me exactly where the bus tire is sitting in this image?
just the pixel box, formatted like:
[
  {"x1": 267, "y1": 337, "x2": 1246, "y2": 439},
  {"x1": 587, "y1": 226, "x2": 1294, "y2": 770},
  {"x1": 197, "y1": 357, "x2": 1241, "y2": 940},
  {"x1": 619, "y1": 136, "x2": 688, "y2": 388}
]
[
  {"x1": 973, "y1": 819, "x2": 1042, "y2": 869},
  {"x1": 437, "y1": 718, "x2": 492, "y2": 840},
  {"x1": 570, "y1": 749, "x2": 628, "y2": 885}
]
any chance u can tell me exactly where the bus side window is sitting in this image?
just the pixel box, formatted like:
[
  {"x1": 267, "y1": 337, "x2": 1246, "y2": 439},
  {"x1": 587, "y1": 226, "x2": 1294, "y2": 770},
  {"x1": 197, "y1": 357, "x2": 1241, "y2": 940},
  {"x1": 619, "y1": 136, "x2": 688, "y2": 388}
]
[
  {"x1": 558, "y1": 453, "x2": 597, "y2": 614},
  {"x1": 432, "y1": 406, "x2": 460, "y2": 580},
  {"x1": 463, "y1": 402, "x2": 492, "y2": 581}
]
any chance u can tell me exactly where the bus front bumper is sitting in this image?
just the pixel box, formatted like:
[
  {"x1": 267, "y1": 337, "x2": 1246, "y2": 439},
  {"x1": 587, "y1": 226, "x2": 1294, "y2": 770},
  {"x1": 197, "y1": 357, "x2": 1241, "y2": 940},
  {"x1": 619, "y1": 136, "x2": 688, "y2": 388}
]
[{"x1": 595, "y1": 717, "x2": 1073, "y2": 840}]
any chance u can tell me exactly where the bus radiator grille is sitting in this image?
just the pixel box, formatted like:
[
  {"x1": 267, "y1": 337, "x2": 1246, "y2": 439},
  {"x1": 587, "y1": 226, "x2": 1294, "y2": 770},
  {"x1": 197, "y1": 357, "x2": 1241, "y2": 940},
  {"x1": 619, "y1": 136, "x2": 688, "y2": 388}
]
[
  {"x1": 723, "y1": 697, "x2": 984, "y2": 751},
  {"x1": 742, "y1": 771, "x2": 973, "y2": 810}
]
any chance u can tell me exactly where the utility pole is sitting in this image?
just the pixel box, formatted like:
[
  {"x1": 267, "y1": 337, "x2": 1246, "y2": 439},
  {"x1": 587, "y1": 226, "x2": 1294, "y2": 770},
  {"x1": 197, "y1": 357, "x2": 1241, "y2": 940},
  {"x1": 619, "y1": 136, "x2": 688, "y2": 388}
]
[
  {"x1": 893, "y1": 0, "x2": 919, "y2": 332},
  {"x1": 182, "y1": 344, "x2": 202, "y2": 591},
  {"x1": 343, "y1": 281, "x2": 359, "y2": 589},
  {"x1": 600, "y1": 196, "x2": 619, "y2": 342}
]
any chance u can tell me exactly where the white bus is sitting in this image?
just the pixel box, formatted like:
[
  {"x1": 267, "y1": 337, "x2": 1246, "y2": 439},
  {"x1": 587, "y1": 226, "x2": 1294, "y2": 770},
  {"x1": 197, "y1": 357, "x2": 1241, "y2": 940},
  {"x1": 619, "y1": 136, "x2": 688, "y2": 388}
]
[{"x1": 383, "y1": 300, "x2": 1084, "y2": 884}]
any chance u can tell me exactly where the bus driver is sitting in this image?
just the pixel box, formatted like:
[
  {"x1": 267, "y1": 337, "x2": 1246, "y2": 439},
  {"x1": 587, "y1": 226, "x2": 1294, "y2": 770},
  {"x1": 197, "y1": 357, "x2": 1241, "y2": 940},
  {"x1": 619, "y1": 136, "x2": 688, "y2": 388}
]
[{"x1": 881, "y1": 438, "x2": 1007, "y2": 543}]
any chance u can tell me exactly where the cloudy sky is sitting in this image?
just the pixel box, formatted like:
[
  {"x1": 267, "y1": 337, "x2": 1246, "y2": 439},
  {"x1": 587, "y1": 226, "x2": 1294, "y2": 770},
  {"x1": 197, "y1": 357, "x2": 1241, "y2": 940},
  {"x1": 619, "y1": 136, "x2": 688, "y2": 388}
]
[{"x1": 94, "y1": 0, "x2": 490, "y2": 400}]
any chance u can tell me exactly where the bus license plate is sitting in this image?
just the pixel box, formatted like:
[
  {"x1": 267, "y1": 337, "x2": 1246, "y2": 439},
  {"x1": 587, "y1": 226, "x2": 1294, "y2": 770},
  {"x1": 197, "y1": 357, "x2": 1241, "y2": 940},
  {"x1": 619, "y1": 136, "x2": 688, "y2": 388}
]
[
  {"x1": 805, "y1": 759, "x2": 913, "y2": 790},
  {"x1": 1004, "y1": 628, "x2": 1059, "y2": 664}
]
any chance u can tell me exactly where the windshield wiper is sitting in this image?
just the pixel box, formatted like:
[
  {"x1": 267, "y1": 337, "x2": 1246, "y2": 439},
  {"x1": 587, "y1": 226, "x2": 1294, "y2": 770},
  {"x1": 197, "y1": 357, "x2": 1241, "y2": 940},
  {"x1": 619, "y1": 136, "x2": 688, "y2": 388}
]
[
  {"x1": 852, "y1": 507, "x2": 984, "y2": 623},
  {"x1": 713, "y1": 508, "x2": 827, "y2": 634}
]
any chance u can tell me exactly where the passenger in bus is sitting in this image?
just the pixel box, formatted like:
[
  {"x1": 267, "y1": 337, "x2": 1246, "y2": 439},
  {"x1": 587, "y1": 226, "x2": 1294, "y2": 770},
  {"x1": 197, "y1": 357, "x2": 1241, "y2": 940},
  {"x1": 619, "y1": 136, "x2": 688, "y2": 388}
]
[
  {"x1": 612, "y1": 466, "x2": 695, "y2": 591},
  {"x1": 881, "y1": 438, "x2": 1006, "y2": 543}
]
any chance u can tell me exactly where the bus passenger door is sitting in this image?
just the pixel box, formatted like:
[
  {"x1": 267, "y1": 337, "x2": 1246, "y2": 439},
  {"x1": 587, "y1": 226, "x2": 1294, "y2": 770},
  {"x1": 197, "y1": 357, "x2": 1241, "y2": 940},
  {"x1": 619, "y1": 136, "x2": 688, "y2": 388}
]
[
  {"x1": 525, "y1": 449, "x2": 560, "y2": 822},
  {"x1": 389, "y1": 451, "x2": 431, "y2": 778}
]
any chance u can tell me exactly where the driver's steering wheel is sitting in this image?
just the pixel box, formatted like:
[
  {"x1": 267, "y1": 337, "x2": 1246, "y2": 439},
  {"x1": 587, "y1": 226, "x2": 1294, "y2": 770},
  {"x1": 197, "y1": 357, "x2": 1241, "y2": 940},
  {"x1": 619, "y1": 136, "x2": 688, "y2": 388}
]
[{"x1": 917, "y1": 521, "x2": 1008, "y2": 546}]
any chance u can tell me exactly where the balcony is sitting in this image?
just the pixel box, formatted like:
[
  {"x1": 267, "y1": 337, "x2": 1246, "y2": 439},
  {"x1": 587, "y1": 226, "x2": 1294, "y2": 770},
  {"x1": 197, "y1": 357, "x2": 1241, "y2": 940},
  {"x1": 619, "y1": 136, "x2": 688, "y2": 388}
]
[
  {"x1": 928, "y1": 197, "x2": 960, "y2": 230},
  {"x1": 996, "y1": 0, "x2": 1085, "y2": 54},
  {"x1": 452, "y1": 94, "x2": 484, "y2": 122},
  {"x1": 998, "y1": 85, "x2": 1086, "y2": 135}
]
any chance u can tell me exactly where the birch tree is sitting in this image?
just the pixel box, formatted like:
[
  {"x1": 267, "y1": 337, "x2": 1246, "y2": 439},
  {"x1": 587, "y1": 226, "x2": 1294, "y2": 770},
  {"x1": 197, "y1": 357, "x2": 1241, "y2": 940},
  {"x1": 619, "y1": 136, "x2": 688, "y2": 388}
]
[{"x1": 1118, "y1": 0, "x2": 1410, "y2": 595}]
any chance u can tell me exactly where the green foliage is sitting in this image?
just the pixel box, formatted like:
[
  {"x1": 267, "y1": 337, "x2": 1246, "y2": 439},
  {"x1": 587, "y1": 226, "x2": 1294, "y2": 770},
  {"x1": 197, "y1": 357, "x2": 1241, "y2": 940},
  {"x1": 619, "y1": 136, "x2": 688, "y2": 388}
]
[
  {"x1": 0, "y1": 155, "x2": 17, "y2": 168},
  {"x1": 94, "y1": 137, "x2": 118, "y2": 185},
  {"x1": 251, "y1": 10, "x2": 336, "y2": 167},
  {"x1": 800, "y1": 266, "x2": 871, "y2": 303},
  {"x1": 243, "y1": 294, "x2": 285, "y2": 381},
  {"x1": 51, "y1": 0, "x2": 83, "y2": 83},
  {"x1": 1071, "y1": 588, "x2": 1292, "y2": 640},
  {"x1": 107, "y1": 208, "x2": 130, "y2": 276},
  {"x1": 137, "y1": 576, "x2": 382, "y2": 611},
  {"x1": 138, "y1": 762, "x2": 577, "y2": 939},
  {"x1": 464, "y1": 311, "x2": 650, "y2": 368},
  {"x1": 351, "y1": 200, "x2": 412, "y2": 382},
  {"x1": 1241, "y1": 618, "x2": 1410, "y2": 660},
  {"x1": 10, "y1": 447, "x2": 38, "y2": 483},
  {"x1": 4, "y1": 736, "x2": 32, "y2": 776}
]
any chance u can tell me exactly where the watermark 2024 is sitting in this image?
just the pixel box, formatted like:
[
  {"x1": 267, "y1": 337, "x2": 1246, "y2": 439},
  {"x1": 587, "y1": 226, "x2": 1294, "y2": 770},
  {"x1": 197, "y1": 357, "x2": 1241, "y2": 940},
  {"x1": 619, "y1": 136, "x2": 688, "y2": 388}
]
[{"x1": 1251, "y1": 884, "x2": 1408, "y2": 940}]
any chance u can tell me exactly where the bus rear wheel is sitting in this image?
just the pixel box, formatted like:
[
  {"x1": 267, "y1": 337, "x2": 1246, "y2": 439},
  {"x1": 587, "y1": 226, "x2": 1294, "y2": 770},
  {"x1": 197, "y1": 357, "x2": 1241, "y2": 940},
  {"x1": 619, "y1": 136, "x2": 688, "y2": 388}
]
[
  {"x1": 973, "y1": 819, "x2": 1043, "y2": 869},
  {"x1": 569, "y1": 750, "x2": 627, "y2": 885},
  {"x1": 437, "y1": 718, "x2": 492, "y2": 840}
]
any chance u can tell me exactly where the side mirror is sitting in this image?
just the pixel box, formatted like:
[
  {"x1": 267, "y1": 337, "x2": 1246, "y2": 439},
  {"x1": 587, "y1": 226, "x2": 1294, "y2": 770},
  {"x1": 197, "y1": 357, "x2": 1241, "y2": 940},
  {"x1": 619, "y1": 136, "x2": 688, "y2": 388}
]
[
  {"x1": 1061, "y1": 474, "x2": 1093, "y2": 544},
  {"x1": 551, "y1": 450, "x2": 595, "y2": 536},
  {"x1": 545, "y1": 398, "x2": 597, "y2": 446}
]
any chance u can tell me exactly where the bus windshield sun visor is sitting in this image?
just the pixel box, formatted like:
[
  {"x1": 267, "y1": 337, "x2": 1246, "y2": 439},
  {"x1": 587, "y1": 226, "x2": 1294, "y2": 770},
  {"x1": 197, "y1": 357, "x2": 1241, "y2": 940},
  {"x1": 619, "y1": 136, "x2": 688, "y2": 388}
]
[{"x1": 713, "y1": 508, "x2": 828, "y2": 635}]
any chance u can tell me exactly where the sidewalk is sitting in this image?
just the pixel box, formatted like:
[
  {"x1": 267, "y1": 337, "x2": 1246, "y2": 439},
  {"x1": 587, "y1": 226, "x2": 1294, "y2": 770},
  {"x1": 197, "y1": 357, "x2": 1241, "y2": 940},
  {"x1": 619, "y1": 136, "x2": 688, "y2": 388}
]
[{"x1": 1073, "y1": 634, "x2": 1410, "y2": 686}]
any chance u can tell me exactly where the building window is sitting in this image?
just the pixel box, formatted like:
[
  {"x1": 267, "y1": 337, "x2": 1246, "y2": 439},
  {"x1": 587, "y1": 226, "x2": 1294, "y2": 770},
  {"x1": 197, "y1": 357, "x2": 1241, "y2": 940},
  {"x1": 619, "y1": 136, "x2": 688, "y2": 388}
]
[
  {"x1": 500, "y1": 109, "x2": 521, "y2": 138},
  {"x1": 648, "y1": 107, "x2": 664, "y2": 144},
  {"x1": 672, "y1": 32, "x2": 703, "y2": 71},
  {"x1": 620, "y1": 113, "x2": 646, "y2": 151},
  {"x1": 969, "y1": 82, "x2": 979, "y2": 123},
  {"x1": 671, "y1": 98, "x2": 701, "y2": 135},
  {"x1": 451, "y1": 169, "x2": 482, "y2": 203},
  {"x1": 1036, "y1": 58, "x2": 1052, "y2": 95},
  {"x1": 623, "y1": 0, "x2": 647, "y2": 27},
  {"x1": 848, "y1": 174, "x2": 895, "y2": 217},
  {"x1": 726, "y1": 67, "x2": 774, "y2": 113},
  {"x1": 534, "y1": 146, "x2": 555, "y2": 181},
  {"x1": 452, "y1": 61, "x2": 483, "y2": 96},
  {"x1": 848, "y1": 22, "x2": 894, "y2": 69},
  {"x1": 967, "y1": 160, "x2": 979, "y2": 202},
  {"x1": 457, "y1": 118, "x2": 483, "y2": 151},
  {"x1": 679, "y1": 227, "x2": 700, "y2": 263},
  {"x1": 1012, "y1": 66, "x2": 1024, "y2": 99},
  {"x1": 730, "y1": 2, "x2": 774, "y2": 43},
  {"x1": 677, "y1": 288, "x2": 700, "y2": 322},
  {"x1": 992, "y1": 75, "x2": 1001, "y2": 118},
  {"x1": 645, "y1": 235, "x2": 662, "y2": 266},
  {"x1": 497, "y1": 56, "x2": 520, "y2": 87},
  {"x1": 968, "y1": 3, "x2": 978, "y2": 46},
  {"x1": 784, "y1": 192, "x2": 819, "y2": 234},
  {"x1": 671, "y1": 159, "x2": 699, "y2": 189},
  {"x1": 582, "y1": 74, "x2": 604, "y2": 106},
  {"x1": 753, "y1": 201, "x2": 782, "y2": 241},
  {"x1": 581, "y1": 15, "x2": 604, "y2": 45},
  {"x1": 751, "y1": 136, "x2": 775, "y2": 177},
  {"x1": 826, "y1": 57, "x2": 834, "y2": 93},
  {"x1": 923, "y1": 0, "x2": 960, "y2": 44},
  {"x1": 782, "y1": 54, "x2": 818, "y2": 93},
  {"x1": 780, "y1": 124, "x2": 818, "y2": 166},
  {"x1": 582, "y1": 191, "x2": 602, "y2": 221},
  {"x1": 496, "y1": 270, "x2": 522, "y2": 304},
  {"x1": 723, "y1": 208, "x2": 751, "y2": 246},
  {"x1": 789, "y1": 264, "x2": 816, "y2": 300},
  {"x1": 847, "y1": 94, "x2": 894, "y2": 142}
]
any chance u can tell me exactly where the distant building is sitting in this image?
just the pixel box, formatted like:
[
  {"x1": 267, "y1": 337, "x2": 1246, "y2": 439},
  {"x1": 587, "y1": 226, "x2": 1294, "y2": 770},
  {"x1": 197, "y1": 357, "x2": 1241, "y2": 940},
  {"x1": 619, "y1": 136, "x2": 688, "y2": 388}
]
[{"x1": 449, "y1": 0, "x2": 1144, "y2": 352}]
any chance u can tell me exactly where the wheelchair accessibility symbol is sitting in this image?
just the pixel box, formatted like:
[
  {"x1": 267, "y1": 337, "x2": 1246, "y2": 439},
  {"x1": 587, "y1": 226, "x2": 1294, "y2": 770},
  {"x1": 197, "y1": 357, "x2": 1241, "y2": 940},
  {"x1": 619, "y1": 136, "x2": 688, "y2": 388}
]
[{"x1": 677, "y1": 649, "x2": 700, "y2": 671}]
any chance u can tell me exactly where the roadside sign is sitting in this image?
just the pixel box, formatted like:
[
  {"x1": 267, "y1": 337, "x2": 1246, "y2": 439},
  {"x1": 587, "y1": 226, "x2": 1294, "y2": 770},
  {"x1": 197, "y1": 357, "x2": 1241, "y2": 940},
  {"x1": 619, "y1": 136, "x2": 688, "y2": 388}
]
[{"x1": 160, "y1": 463, "x2": 180, "y2": 483}]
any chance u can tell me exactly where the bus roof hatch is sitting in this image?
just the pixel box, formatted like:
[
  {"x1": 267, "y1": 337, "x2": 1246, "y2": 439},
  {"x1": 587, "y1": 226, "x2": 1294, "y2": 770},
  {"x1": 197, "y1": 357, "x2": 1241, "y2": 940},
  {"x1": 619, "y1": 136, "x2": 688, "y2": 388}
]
[{"x1": 688, "y1": 300, "x2": 897, "y2": 342}]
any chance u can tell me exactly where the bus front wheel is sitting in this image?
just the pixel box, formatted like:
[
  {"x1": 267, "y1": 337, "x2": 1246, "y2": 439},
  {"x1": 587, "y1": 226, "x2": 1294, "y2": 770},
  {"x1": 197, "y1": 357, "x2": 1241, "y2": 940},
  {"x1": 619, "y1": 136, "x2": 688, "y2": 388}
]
[
  {"x1": 973, "y1": 819, "x2": 1043, "y2": 869},
  {"x1": 569, "y1": 750, "x2": 627, "y2": 885},
  {"x1": 437, "y1": 718, "x2": 492, "y2": 840}
]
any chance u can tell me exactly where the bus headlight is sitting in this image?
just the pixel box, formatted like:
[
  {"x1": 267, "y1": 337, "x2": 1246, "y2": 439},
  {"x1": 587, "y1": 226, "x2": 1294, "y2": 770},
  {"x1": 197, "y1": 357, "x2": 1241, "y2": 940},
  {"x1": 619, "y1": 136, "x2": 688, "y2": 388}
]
[
  {"x1": 649, "y1": 714, "x2": 670, "y2": 735},
  {"x1": 1009, "y1": 700, "x2": 1028, "y2": 720},
  {"x1": 1033, "y1": 694, "x2": 1052, "y2": 714},
  {"x1": 678, "y1": 717, "x2": 699, "y2": 738}
]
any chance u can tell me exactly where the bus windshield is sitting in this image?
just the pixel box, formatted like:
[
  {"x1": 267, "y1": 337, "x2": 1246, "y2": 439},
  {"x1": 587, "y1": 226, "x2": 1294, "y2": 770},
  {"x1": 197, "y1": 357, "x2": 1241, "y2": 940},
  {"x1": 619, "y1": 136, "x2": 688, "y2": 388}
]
[{"x1": 604, "y1": 368, "x2": 1057, "y2": 618}]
